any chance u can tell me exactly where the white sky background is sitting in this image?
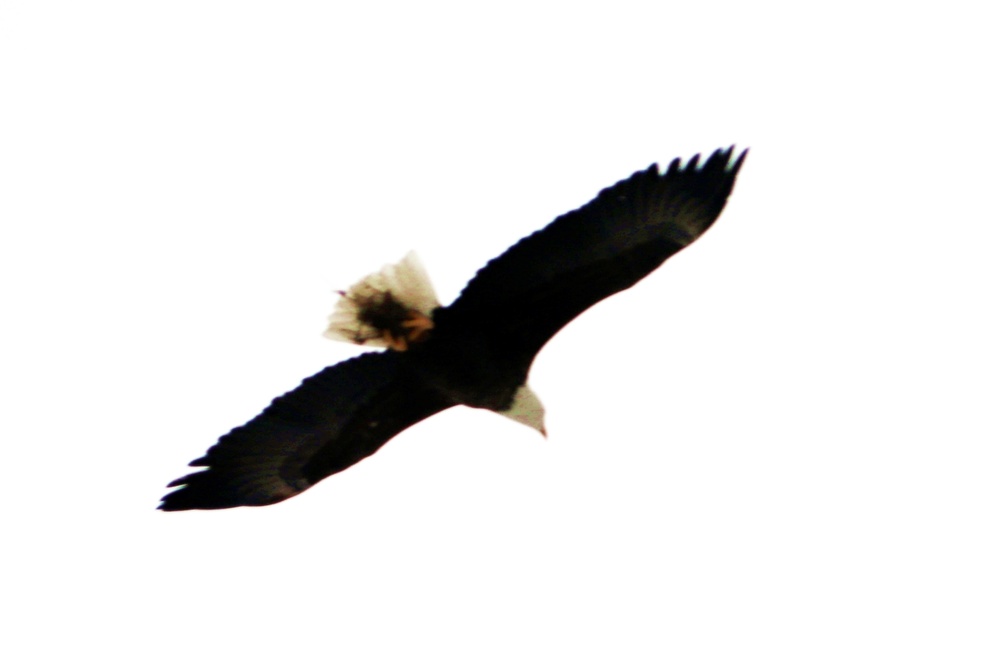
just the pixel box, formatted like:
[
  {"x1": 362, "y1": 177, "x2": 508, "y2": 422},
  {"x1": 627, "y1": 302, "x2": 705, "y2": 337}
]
[{"x1": 2, "y1": 1, "x2": 998, "y2": 656}]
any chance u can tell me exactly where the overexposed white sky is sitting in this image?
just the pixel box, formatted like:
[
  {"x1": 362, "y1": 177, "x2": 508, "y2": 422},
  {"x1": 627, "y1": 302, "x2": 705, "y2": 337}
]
[{"x1": 2, "y1": 2, "x2": 998, "y2": 656}]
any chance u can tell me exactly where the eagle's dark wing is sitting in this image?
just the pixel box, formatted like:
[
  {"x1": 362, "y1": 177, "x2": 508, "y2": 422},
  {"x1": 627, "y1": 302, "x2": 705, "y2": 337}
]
[
  {"x1": 160, "y1": 351, "x2": 453, "y2": 510},
  {"x1": 445, "y1": 147, "x2": 746, "y2": 362}
]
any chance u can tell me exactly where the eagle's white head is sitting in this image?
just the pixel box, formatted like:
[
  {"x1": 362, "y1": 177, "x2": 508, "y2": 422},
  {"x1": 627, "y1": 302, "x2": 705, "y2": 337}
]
[{"x1": 498, "y1": 384, "x2": 547, "y2": 437}]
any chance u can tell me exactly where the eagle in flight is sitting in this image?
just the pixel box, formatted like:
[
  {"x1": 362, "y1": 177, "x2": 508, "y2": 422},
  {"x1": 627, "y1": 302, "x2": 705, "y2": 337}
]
[{"x1": 160, "y1": 147, "x2": 747, "y2": 510}]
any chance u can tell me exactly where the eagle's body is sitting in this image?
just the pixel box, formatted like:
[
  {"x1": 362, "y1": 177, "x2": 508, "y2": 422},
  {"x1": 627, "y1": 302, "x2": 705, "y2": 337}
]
[{"x1": 160, "y1": 147, "x2": 747, "y2": 511}]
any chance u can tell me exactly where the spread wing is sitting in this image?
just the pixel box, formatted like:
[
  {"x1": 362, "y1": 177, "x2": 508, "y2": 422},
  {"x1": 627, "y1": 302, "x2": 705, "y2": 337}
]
[
  {"x1": 160, "y1": 351, "x2": 453, "y2": 510},
  {"x1": 445, "y1": 147, "x2": 746, "y2": 363}
]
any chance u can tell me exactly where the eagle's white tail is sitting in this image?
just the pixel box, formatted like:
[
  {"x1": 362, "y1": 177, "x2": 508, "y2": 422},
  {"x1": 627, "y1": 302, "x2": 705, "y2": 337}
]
[{"x1": 324, "y1": 251, "x2": 441, "y2": 348}]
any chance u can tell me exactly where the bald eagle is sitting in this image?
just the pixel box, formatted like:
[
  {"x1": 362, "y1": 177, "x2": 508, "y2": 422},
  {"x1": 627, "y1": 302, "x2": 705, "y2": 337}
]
[{"x1": 160, "y1": 147, "x2": 747, "y2": 510}]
